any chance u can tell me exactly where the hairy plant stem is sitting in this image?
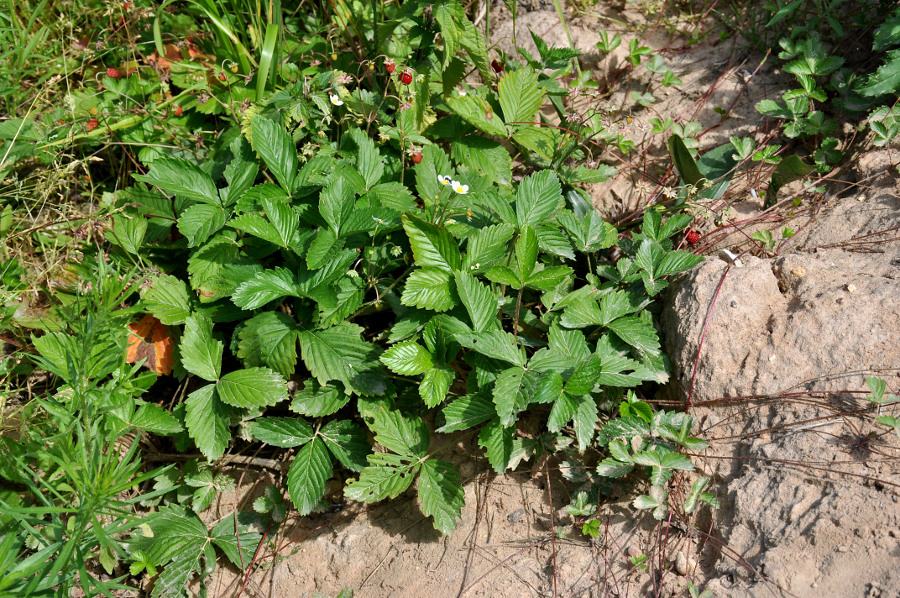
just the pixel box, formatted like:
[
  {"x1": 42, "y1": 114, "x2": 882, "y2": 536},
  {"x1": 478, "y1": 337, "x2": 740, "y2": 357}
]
[{"x1": 513, "y1": 287, "x2": 523, "y2": 337}]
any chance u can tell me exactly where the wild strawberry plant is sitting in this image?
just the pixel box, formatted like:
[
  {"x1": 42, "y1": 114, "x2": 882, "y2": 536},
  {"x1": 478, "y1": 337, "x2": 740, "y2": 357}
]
[{"x1": 111, "y1": 70, "x2": 707, "y2": 546}]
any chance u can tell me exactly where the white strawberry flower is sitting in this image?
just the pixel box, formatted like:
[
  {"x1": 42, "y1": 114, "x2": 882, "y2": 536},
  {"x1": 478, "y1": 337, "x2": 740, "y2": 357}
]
[
  {"x1": 452, "y1": 181, "x2": 469, "y2": 194},
  {"x1": 437, "y1": 174, "x2": 452, "y2": 186},
  {"x1": 329, "y1": 93, "x2": 343, "y2": 106}
]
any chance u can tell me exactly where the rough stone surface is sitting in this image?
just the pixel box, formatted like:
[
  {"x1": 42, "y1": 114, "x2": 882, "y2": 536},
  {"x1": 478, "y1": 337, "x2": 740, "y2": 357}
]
[
  {"x1": 661, "y1": 248, "x2": 900, "y2": 597},
  {"x1": 663, "y1": 249, "x2": 900, "y2": 405}
]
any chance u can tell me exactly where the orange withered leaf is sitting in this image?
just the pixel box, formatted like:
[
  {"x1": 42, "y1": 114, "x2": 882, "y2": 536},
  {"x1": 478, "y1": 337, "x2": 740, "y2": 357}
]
[{"x1": 126, "y1": 314, "x2": 174, "y2": 375}]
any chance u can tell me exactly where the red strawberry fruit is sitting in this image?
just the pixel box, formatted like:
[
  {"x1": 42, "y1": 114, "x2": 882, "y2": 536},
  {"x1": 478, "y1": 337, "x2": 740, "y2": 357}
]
[
  {"x1": 107, "y1": 67, "x2": 119, "y2": 79},
  {"x1": 685, "y1": 229, "x2": 700, "y2": 245},
  {"x1": 385, "y1": 60, "x2": 396, "y2": 73},
  {"x1": 173, "y1": 105, "x2": 183, "y2": 116},
  {"x1": 86, "y1": 118, "x2": 99, "y2": 132},
  {"x1": 411, "y1": 152, "x2": 422, "y2": 164},
  {"x1": 400, "y1": 71, "x2": 413, "y2": 85},
  {"x1": 491, "y1": 59, "x2": 504, "y2": 73}
]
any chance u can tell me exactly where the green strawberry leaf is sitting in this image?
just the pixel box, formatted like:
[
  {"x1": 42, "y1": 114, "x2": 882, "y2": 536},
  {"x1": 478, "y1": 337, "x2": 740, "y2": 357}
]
[
  {"x1": 180, "y1": 314, "x2": 222, "y2": 382},
  {"x1": 248, "y1": 416, "x2": 314, "y2": 448},
  {"x1": 286, "y1": 437, "x2": 332, "y2": 515},
  {"x1": 419, "y1": 459, "x2": 465, "y2": 534}
]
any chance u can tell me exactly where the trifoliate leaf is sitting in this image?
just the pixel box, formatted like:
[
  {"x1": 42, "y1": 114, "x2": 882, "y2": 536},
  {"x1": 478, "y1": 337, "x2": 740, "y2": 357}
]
[
  {"x1": 455, "y1": 330, "x2": 526, "y2": 366},
  {"x1": 209, "y1": 512, "x2": 262, "y2": 568},
  {"x1": 483, "y1": 265, "x2": 522, "y2": 289},
  {"x1": 139, "y1": 505, "x2": 215, "y2": 598},
  {"x1": 607, "y1": 313, "x2": 661, "y2": 357},
  {"x1": 515, "y1": 224, "x2": 539, "y2": 280},
  {"x1": 557, "y1": 209, "x2": 618, "y2": 253},
  {"x1": 533, "y1": 371, "x2": 565, "y2": 405},
  {"x1": 548, "y1": 325, "x2": 591, "y2": 360},
  {"x1": 525, "y1": 265, "x2": 573, "y2": 291},
  {"x1": 109, "y1": 210, "x2": 148, "y2": 255},
  {"x1": 596, "y1": 458, "x2": 634, "y2": 477},
  {"x1": 368, "y1": 408, "x2": 430, "y2": 457},
  {"x1": 447, "y1": 93, "x2": 508, "y2": 137},
  {"x1": 130, "y1": 403, "x2": 184, "y2": 436},
  {"x1": 221, "y1": 136, "x2": 258, "y2": 207},
  {"x1": 572, "y1": 393, "x2": 599, "y2": 450},
  {"x1": 178, "y1": 203, "x2": 227, "y2": 248},
  {"x1": 548, "y1": 392, "x2": 578, "y2": 434},
  {"x1": 387, "y1": 310, "x2": 433, "y2": 344},
  {"x1": 306, "y1": 229, "x2": 343, "y2": 270},
  {"x1": 534, "y1": 224, "x2": 576, "y2": 260},
  {"x1": 363, "y1": 182, "x2": 417, "y2": 211},
  {"x1": 458, "y1": 13, "x2": 491, "y2": 81},
  {"x1": 451, "y1": 135, "x2": 512, "y2": 186},
  {"x1": 319, "y1": 176, "x2": 355, "y2": 236},
  {"x1": 565, "y1": 354, "x2": 602, "y2": 395},
  {"x1": 859, "y1": 50, "x2": 900, "y2": 96},
  {"x1": 559, "y1": 296, "x2": 603, "y2": 329},
  {"x1": 233, "y1": 183, "x2": 289, "y2": 214},
  {"x1": 347, "y1": 127, "x2": 384, "y2": 189},
  {"x1": 187, "y1": 233, "x2": 260, "y2": 304},
  {"x1": 229, "y1": 214, "x2": 282, "y2": 248},
  {"x1": 231, "y1": 268, "x2": 303, "y2": 310}
]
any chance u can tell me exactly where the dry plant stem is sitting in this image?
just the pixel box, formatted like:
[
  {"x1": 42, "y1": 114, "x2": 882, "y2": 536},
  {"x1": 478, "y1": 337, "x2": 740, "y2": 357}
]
[
  {"x1": 456, "y1": 472, "x2": 493, "y2": 598},
  {"x1": 686, "y1": 257, "x2": 737, "y2": 411},
  {"x1": 815, "y1": 224, "x2": 900, "y2": 250},
  {"x1": 0, "y1": 336, "x2": 29, "y2": 351},
  {"x1": 692, "y1": 453, "x2": 900, "y2": 489},
  {"x1": 230, "y1": 442, "x2": 273, "y2": 589},
  {"x1": 237, "y1": 519, "x2": 275, "y2": 598},
  {"x1": 145, "y1": 452, "x2": 289, "y2": 472},
  {"x1": 686, "y1": 527, "x2": 771, "y2": 585},
  {"x1": 546, "y1": 463, "x2": 558, "y2": 598},
  {"x1": 459, "y1": 540, "x2": 549, "y2": 596},
  {"x1": 599, "y1": 517, "x2": 627, "y2": 597}
]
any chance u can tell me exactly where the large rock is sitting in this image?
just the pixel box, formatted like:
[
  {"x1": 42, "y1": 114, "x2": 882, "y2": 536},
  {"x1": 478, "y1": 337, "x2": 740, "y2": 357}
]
[
  {"x1": 664, "y1": 249, "x2": 900, "y2": 405},
  {"x1": 661, "y1": 249, "x2": 900, "y2": 597}
]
